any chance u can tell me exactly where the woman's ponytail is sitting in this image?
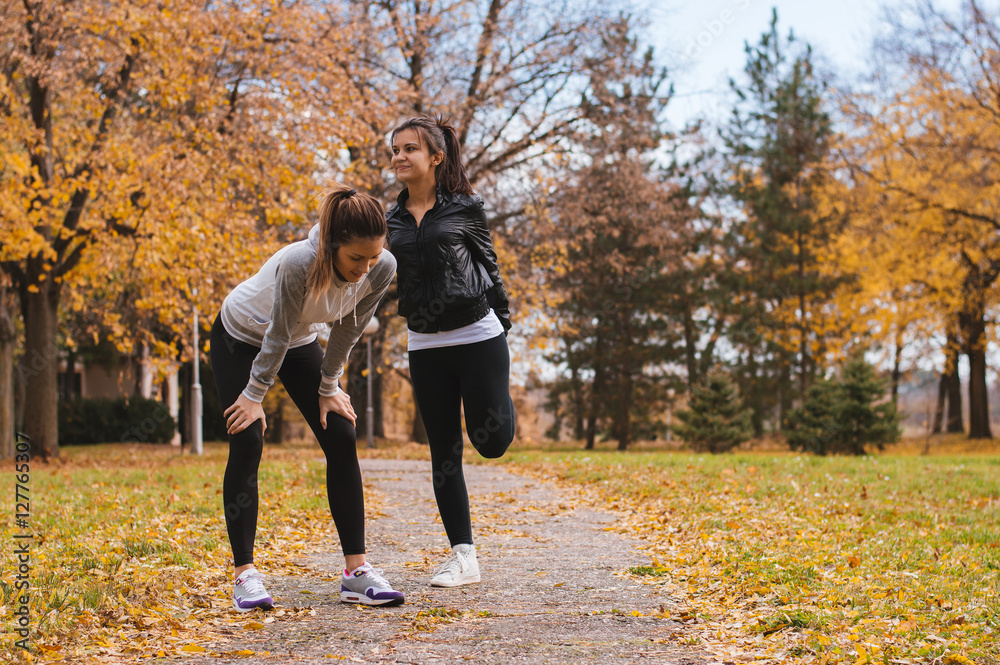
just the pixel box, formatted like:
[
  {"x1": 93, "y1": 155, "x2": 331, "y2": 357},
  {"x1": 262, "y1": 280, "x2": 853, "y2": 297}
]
[{"x1": 436, "y1": 121, "x2": 473, "y2": 195}]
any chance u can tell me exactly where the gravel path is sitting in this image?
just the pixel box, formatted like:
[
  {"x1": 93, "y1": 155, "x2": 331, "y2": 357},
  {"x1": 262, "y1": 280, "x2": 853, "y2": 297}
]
[{"x1": 186, "y1": 459, "x2": 716, "y2": 664}]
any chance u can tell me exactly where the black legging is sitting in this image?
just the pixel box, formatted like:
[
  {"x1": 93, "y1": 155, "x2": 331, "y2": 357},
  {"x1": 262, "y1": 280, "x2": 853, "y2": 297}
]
[
  {"x1": 409, "y1": 333, "x2": 516, "y2": 546},
  {"x1": 210, "y1": 315, "x2": 364, "y2": 567}
]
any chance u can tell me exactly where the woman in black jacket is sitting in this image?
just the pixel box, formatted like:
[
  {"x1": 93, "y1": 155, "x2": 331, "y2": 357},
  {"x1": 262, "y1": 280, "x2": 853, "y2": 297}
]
[{"x1": 386, "y1": 116, "x2": 516, "y2": 587}]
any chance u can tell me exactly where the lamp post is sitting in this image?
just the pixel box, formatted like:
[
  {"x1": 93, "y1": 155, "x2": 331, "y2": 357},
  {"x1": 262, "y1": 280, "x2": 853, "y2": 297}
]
[
  {"x1": 666, "y1": 387, "x2": 676, "y2": 443},
  {"x1": 192, "y1": 287, "x2": 203, "y2": 455},
  {"x1": 362, "y1": 316, "x2": 380, "y2": 449}
]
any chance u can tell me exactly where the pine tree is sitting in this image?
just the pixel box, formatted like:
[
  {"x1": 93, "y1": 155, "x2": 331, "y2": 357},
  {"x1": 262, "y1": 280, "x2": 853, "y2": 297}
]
[
  {"x1": 785, "y1": 354, "x2": 900, "y2": 455},
  {"x1": 540, "y1": 17, "x2": 696, "y2": 450},
  {"x1": 720, "y1": 9, "x2": 841, "y2": 433},
  {"x1": 673, "y1": 369, "x2": 753, "y2": 454},
  {"x1": 784, "y1": 378, "x2": 841, "y2": 455},
  {"x1": 837, "y1": 355, "x2": 900, "y2": 455}
]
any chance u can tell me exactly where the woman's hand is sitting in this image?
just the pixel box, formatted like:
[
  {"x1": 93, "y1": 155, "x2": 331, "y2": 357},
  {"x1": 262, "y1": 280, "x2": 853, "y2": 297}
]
[
  {"x1": 319, "y1": 392, "x2": 356, "y2": 428},
  {"x1": 224, "y1": 394, "x2": 267, "y2": 436}
]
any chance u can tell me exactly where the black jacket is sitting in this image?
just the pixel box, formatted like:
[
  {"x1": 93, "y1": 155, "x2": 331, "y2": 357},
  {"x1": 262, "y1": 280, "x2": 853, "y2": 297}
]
[{"x1": 386, "y1": 188, "x2": 511, "y2": 334}]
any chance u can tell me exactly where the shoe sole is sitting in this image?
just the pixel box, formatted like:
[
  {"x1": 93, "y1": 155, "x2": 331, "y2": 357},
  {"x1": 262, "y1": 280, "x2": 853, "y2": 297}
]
[
  {"x1": 430, "y1": 573, "x2": 481, "y2": 588},
  {"x1": 340, "y1": 591, "x2": 405, "y2": 607},
  {"x1": 232, "y1": 599, "x2": 274, "y2": 612}
]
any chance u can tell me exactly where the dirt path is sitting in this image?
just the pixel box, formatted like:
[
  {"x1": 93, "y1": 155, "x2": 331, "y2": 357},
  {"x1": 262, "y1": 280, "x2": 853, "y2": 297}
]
[{"x1": 186, "y1": 459, "x2": 716, "y2": 664}]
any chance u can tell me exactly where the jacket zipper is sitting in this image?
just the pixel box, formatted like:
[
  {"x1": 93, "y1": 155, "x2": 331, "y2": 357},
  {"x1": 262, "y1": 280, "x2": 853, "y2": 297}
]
[{"x1": 411, "y1": 202, "x2": 437, "y2": 312}]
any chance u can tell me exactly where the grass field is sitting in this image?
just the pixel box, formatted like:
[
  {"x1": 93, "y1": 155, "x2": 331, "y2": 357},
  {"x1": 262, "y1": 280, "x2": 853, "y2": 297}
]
[
  {"x1": 498, "y1": 440, "x2": 1000, "y2": 664},
  {"x1": 0, "y1": 443, "x2": 354, "y2": 661},
  {"x1": 1, "y1": 437, "x2": 997, "y2": 664}
]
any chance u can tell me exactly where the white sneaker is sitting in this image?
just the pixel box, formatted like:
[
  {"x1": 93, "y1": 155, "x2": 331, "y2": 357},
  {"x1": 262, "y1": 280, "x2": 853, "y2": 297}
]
[{"x1": 430, "y1": 544, "x2": 480, "y2": 587}]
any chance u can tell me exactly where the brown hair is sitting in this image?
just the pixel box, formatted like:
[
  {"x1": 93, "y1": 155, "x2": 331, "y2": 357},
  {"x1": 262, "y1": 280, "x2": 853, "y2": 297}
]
[
  {"x1": 306, "y1": 183, "x2": 386, "y2": 292},
  {"x1": 390, "y1": 116, "x2": 474, "y2": 196}
]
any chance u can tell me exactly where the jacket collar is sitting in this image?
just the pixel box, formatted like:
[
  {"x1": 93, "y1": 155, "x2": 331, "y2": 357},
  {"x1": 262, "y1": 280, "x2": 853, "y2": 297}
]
[{"x1": 391, "y1": 187, "x2": 479, "y2": 217}]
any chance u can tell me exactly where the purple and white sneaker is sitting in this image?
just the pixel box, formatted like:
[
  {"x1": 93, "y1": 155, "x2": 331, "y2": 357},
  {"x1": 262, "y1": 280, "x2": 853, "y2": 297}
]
[
  {"x1": 340, "y1": 563, "x2": 405, "y2": 606},
  {"x1": 233, "y1": 569, "x2": 273, "y2": 612}
]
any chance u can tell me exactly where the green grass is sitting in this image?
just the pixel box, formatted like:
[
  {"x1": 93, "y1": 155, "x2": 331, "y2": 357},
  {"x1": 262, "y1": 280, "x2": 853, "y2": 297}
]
[
  {"x1": 3, "y1": 437, "x2": 998, "y2": 664},
  {"x1": 498, "y1": 448, "x2": 1000, "y2": 663}
]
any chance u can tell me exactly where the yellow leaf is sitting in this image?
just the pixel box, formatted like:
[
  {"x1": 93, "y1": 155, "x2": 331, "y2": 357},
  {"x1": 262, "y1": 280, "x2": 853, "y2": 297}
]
[
  {"x1": 244, "y1": 621, "x2": 265, "y2": 630},
  {"x1": 180, "y1": 644, "x2": 207, "y2": 653},
  {"x1": 943, "y1": 657, "x2": 976, "y2": 665},
  {"x1": 235, "y1": 650, "x2": 256, "y2": 657}
]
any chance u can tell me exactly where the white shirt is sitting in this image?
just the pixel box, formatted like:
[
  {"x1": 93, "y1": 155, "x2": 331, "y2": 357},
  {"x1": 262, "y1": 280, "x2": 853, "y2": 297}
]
[{"x1": 407, "y1": 310, "x2": 504, "y2": 351}]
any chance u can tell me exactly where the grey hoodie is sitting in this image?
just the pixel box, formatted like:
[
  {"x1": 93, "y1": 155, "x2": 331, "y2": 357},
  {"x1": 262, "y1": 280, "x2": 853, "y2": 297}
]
[{"x1": 220, "y1": 224, "x2": 396, "y2": 403}]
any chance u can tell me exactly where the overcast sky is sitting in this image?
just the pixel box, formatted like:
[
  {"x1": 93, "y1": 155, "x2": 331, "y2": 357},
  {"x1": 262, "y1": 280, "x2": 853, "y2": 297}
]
[{"x1": 640, "y1": 0, "x2": 964, "y2": 128}]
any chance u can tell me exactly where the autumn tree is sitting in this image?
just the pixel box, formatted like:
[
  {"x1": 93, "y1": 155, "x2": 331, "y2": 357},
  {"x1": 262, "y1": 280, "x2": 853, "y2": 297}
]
[
  {"x1": 322, "y1": 0, "x2": 624, "y2": 442},
  {"x1": 839, "y1": 0, "x2": 1000, "y2": 438},
  {"x1": 719, "y1": 10, "x2": 841, "y2": 431},
  {"x1": 0, "y1": 0, "x2": 379, "y2": 457}
]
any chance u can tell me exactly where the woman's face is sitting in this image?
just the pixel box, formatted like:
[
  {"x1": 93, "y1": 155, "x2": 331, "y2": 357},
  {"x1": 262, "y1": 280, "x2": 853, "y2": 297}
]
[
  {"x1": 334, "y1": 236, "x2": 386, "y2": 283},
  {"x1": 391, "y1": 128, "x2": 442, "y2": 185}
]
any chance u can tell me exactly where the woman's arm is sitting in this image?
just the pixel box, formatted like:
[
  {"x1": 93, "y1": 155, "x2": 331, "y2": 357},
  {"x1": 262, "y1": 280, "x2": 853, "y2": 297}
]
[
  {"x1": 464, "y1": 202, "x2": 512, "y2": 332},
  {"x1": 318, "y1": 252, "x2": 398, "y2": 400},
  {"x1": 243, "y1": 259, "x2": 308, "y2": 403},
  {"x1": 226, "y1": 259, "x2": 307, "y2": 434}
]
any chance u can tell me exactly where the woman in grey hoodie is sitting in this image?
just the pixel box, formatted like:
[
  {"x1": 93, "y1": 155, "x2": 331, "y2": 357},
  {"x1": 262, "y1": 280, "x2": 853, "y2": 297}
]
[{"x1": 210, "y1": 183, "x2": 404, "y2": 611}]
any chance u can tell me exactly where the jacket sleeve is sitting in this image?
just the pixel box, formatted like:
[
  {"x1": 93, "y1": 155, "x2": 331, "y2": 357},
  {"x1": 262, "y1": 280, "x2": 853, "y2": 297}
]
[
  {"x1": 243, "y1": 259, "x2": 308, "y2": 403},
  {"x1": 318, "y1": 252, "x2": 397, "y2": 397},
  {"x1": 464, "y1": 202, "x2": 512, "y2": 332}
]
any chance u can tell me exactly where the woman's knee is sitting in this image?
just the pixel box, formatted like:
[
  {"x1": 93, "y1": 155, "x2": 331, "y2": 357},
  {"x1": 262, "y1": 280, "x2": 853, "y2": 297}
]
[
  {"x1": 316, "y1": 415, "x2": 357, "y2": 457},
  {"x1": 466, "y1": 402, "x2": 515, "y2": 458},
  {"x1": 228, "y1": 422, "x2": 265, "y2": 457},
  {"x1": 467, "y1": 424, "x2": 514, "y2": 459}
]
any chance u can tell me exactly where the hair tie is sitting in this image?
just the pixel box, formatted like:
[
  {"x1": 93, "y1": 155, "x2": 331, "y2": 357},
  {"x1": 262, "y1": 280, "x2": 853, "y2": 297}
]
[{"x1": 346, "y1": 188, "x2": 356, "y2": 197}]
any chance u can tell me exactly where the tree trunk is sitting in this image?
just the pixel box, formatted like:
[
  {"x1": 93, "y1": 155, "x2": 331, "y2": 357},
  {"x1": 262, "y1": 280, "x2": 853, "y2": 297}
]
[
  {"x1": 19, "y1": 282, "x2": 61, "y2": 459},
  {"x1": 615, "y1": 371, "x2": 631, "y2": 451},
  {"x1": 946, "y1": 370, "x2": 963, "y2": 433},
  {"x1": 0, "y1": 286, "x2": 16, "y2": 459},
  {"x1": 166, "y1": 365, "x2": 181, "y2": 446},
  {"x1": 891, "y1": 330, "x2": 903, "y2": 409},
  {"x1": 744, "y1": 350, "x2": 764, "y2": 436},
  {"x1": 943, "y1": 333, "x2": 963, "y2": 433},
  {"x1": 373, "y1": 350, "x2": 384, "y2": 438},
  {"x1": 571, "y1": 366, "x2": 585, "y2": 440},
  {"x1": 615, "y1": 313, "x2": 632, "y2": 451},
  {"x1": 585, "y1": 335, "x2": 607, "y2": 450},
  {"x1": 931, "y1": 373, "x2": 946, "y2": 434},
  {"x1": 682, "y1": 305, "x2": 698, "y2": 388},
  {"x1": 965, "y1": 314, "x2": 992, "y2": 439},
  {"x1": 410, "y1": 397, "x2": 428, "y2": 444}
]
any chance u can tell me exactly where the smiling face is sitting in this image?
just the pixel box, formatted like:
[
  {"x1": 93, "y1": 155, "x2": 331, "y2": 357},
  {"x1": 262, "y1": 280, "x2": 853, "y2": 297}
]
[
  {"x1": 333, "y1": 236, "x2": 386, "y2": 282},
  {"x1": 391, "y1": 128, "x2": 443, "y2": 186}
]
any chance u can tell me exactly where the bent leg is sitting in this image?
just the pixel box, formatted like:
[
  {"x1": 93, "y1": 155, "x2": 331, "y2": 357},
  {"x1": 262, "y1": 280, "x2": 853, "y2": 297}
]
[{"x1": 458, "y1": 334, "x2": 516, "y2": 459}]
